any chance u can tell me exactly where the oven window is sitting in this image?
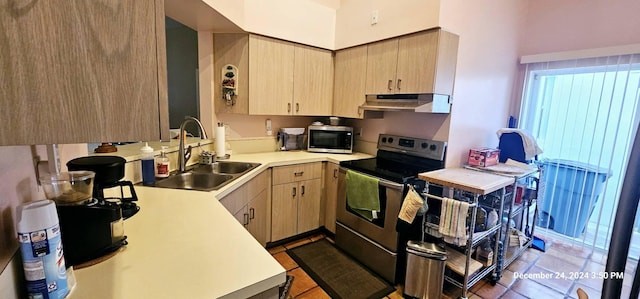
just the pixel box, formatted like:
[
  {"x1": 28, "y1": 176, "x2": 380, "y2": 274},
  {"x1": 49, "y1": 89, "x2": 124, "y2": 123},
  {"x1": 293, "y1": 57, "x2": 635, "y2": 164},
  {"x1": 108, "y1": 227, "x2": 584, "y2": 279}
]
[
  {"x1": 345, "y1": 185, "x2": 387, "y2": 227},
  {"x1": 309, "y1": 130, "x2": 352, "y2": 150}
]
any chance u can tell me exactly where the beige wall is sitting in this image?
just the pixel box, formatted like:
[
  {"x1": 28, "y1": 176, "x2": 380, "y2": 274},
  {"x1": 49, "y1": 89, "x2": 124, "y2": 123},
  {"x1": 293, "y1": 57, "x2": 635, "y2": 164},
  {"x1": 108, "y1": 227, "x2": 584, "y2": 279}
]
[
  {"x1": 243, "y1": 0, "x2": 336, "y2": 49},
  {"x1": 521, "y1": 0, "x2": 640, "y2": 56},
  {"x1": 437, "y1": 0, "x2": 528, "y2": 167},
  {"x1": 334, "y1": 0, "x2": 441, "y2": 49}
]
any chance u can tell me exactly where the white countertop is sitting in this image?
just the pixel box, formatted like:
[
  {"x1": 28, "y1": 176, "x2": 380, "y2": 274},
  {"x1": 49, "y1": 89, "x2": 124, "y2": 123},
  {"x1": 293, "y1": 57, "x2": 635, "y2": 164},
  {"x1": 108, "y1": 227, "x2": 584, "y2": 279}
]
[{"x1": 67, "y1": 151, "x2": 372, "y2": 299}]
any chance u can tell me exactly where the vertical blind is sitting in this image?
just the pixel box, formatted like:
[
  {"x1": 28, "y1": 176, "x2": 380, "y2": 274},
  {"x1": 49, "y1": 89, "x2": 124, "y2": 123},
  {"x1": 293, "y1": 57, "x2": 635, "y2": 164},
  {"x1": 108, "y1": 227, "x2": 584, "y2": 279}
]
[{"x1": 519, "y1": 54, "x2": 640, "y2": 257}]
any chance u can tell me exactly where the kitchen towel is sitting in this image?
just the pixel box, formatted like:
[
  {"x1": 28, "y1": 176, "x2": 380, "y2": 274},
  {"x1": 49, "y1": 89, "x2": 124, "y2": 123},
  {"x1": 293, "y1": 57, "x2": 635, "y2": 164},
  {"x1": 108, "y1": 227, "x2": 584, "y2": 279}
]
[
  {"x1": 215, "y1": 125, "x2": 226, "y2": 158},
  {"x1": 496, "y1": 128, "x2": 543, "y2": 160},
  {"x1": 398, "y1": 186, "x2": 426, "y2": 224},
  {"x1": 346, "y1": 170, "x2": 380, "y2": 221},
  {"x1": 439, "y1": 197, "x2": 469, "y2": 247}
]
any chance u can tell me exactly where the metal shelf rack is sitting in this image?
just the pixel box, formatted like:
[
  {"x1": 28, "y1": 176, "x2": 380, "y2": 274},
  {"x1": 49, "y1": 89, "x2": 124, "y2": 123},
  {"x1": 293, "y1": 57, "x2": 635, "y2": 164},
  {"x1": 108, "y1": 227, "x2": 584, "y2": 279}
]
[{"x1": 418, "y1": 168, "x2": 516, "y2": 299}]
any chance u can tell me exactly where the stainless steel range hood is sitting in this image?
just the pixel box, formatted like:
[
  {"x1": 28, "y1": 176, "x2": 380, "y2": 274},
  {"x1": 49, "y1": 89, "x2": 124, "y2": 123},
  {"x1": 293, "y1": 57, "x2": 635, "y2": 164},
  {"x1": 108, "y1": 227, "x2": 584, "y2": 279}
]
[{"x1": 360, "y1": 94, "x2": 451, "y2": 113}]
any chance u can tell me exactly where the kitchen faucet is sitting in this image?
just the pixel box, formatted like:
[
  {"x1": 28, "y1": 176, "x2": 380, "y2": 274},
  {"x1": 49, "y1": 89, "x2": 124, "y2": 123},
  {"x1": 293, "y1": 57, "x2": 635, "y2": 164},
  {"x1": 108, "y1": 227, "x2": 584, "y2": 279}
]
[{"x1": 179, "y1": 116, "x2": 208, "y2": 172}]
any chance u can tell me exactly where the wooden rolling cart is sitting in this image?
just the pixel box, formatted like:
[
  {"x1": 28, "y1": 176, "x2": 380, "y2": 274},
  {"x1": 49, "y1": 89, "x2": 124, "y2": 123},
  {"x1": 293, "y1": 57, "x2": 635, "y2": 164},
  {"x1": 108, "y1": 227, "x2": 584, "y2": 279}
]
[
  {"x1": 418, "y1": 168, "x2": 515, "y2": 299},
  {"x1": 464, "y1": 164, "x2": 540, "y2": 281}
]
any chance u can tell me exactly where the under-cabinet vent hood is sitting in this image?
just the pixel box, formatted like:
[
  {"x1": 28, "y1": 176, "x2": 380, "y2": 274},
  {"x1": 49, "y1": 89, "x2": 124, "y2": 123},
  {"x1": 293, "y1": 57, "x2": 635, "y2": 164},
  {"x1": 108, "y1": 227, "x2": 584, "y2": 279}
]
[{"x1": 361, "y1": 94, "x2": 451, "y2": 113}]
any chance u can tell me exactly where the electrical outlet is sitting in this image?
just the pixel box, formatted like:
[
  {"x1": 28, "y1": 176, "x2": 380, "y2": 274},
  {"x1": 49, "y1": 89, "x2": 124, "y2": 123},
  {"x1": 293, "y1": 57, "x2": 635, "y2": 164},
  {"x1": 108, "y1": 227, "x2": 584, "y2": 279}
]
[
  {"x1": 355, "y1": 127, "x2": 363, "y2": 136},
  {"x1": 266, "y1": 119, "x2": 272, "y2": 136},
  {"x1": 224, "y1": 124, "x2": 230, "y2": 135},
  {"x1": 371, "y1": 10, "x2": 379, "y2": 25}
]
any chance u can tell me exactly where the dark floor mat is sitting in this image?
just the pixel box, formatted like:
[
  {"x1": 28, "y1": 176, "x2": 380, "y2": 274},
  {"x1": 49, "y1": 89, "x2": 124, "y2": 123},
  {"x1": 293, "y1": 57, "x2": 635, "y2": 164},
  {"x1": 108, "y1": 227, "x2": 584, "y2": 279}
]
[{"x1": 286, "y1": 239, "x2": 395, "y2": 299}]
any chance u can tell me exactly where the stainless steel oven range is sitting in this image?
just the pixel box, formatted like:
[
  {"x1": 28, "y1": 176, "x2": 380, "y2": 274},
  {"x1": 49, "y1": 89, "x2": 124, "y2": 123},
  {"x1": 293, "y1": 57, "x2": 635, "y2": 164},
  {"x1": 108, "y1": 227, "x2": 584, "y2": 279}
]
[{"x1": 336, "y1": 134, "x2": 446, "y2": 283}]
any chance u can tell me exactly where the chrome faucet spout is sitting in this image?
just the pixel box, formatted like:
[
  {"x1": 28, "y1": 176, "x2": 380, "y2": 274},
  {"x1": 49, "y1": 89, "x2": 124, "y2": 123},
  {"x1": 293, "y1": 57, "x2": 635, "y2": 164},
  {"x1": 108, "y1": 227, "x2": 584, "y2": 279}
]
[{"x1": 179, "y1": 117, "x2": 208, "y2": 172}]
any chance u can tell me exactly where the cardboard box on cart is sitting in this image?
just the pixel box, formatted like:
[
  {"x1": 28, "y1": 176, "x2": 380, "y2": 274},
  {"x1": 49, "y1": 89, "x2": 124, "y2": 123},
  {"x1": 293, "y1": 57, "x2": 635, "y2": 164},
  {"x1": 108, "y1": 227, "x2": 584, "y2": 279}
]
[{"x1": 468, "y1": 148, "x2": 500, "y2": 167}]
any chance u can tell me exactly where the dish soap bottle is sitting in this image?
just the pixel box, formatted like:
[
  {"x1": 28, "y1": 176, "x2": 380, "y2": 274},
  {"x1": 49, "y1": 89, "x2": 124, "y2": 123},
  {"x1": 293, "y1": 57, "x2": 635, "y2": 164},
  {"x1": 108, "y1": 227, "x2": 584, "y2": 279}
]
[
  {"x1": 156, "y1": 146, "x2": 170, "y2": 178},
  {"x1": 140, "y1": 142, "x2": 155, "y2": 186}
]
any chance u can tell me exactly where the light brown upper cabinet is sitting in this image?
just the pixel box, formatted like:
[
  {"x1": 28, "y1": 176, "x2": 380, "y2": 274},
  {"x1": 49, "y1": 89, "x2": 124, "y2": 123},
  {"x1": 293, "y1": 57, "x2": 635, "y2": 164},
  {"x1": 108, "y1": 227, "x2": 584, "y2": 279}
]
[
  {"x1": 0, "y1": 0, "x2": 169, "y2": 145},
  {"x1": 249, "y1": 35, "x2": 333, "y2": 116},
  {"x1": 333, "y1": 45, "x2": 370, "y2": 119},
  {"x1": 365, "y1": 29, "x2": 459, "y2": 96},
  {"x1": 214, "y1": 34, "x2": 333, "y2": 116},
  {"x1": 248, "y1": 35, "x2": 295, "y2": 115}
]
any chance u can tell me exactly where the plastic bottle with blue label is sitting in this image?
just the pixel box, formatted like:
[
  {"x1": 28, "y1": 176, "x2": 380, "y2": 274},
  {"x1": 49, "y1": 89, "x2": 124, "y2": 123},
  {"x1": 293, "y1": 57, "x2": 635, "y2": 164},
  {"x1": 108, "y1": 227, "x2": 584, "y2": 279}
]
[{"x1": 17, "y1": 200, "x2": 69, "y2": 299}]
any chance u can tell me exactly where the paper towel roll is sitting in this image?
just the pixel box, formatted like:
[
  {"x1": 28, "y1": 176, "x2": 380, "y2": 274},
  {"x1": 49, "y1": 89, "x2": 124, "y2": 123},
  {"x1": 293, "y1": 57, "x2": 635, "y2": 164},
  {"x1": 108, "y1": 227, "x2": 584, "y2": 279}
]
[{"x1": 215, "y1": 126, "x2": 226, "y2": 158}]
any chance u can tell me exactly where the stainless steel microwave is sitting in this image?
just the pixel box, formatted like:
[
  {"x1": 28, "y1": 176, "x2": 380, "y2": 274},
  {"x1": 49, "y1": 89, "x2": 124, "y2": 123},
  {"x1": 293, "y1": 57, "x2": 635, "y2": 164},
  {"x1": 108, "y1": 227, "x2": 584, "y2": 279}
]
[{"x1": 307, "y1": 125, "x2": 353, "y2": 154}]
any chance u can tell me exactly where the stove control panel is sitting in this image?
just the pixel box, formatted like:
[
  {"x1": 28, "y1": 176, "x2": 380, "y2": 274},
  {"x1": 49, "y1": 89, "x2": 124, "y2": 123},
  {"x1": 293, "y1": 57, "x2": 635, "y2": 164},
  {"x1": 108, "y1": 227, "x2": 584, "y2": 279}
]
[{"x1": 378, "y1": 134, "x2": 447, "y2": 161}]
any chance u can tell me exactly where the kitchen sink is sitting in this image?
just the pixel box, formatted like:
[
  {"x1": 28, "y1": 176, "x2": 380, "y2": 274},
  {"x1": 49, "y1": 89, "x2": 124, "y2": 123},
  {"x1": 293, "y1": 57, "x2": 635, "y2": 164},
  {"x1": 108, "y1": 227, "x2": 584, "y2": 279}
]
[
  {"x1": 190, "y1": 161, "x2": 261, "y2": 174},
  {"x1": 153, "y1": 161, "x2": 261, "y2": 191}
]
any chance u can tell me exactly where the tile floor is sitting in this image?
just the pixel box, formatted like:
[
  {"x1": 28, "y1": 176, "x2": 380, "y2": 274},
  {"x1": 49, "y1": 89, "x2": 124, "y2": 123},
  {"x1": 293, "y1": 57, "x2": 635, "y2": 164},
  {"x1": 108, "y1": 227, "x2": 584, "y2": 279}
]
[{"x1": 268, "y1": 233, "x2": 637, "y2": 299}]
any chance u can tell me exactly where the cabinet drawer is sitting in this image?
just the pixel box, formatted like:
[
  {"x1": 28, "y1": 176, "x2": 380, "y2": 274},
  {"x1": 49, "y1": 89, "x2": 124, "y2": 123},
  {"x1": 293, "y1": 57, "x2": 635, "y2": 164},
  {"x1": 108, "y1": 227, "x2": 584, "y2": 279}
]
[{"x1": 272, "y1": 162, "x2": 322, "y2": 185}]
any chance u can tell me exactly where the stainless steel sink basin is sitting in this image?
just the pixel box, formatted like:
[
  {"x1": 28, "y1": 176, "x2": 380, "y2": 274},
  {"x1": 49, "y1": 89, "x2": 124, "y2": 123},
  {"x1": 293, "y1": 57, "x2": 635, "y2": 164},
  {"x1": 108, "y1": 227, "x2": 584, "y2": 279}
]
[
  {"x1": 191, "y1": 162, "x2": 261, "y2": 174},
  {"x1": 153, "y1": 161, "x2": 261, "y2": 191},
  {"x1": 154, "y1": 172, "x2": 234, "y2": 191}
]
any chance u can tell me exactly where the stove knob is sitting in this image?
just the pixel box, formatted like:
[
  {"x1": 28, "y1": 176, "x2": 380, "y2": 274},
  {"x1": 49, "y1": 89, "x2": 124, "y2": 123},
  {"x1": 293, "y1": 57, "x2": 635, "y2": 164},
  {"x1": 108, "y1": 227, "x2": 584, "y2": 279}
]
[
  {"x1": 381, "y1": 137, "x2": 387, "y2": 143},
  {"x1": 430, "y1": 144, "x2": 437, "y2": 151},
  {"x1": 421, "y1": 142, "x2": 428, "y2": 149},
  {"x1": 388, "y1": 137, "x2": 394, "y2": 143}
]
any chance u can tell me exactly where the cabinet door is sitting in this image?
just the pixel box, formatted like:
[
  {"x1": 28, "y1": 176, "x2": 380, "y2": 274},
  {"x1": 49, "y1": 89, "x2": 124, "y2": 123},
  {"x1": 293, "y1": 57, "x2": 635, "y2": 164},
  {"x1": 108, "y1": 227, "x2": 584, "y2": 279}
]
[
  {"x1": 297, "y1": 179, "x2": 322, "y2": 234},
  {"x1": 333, "y1": 45, "x2": 368, "y2": 119},
  {"x1": 0, "y1": 0, "x2": 168, "y2": 145},
  {"x1": 324, "y1": 163, "x2": 339, "y2": 233},
  {"x1": 214, "y1": 33, "x2": 249, "y2": 114},
  {"x1": 365, "y1": 39, "x2": 399, "y2": 95},
  {"x1": 293, "y1": 45, "x2": 333, "y2": 116},
  {"x1": 248, "y1": 35, "x2": 294, "y2": 115},
  {"x1": 271, "y1": 182, "x2": 298, "y2": 241},
  {"x1": 232, "y1": 206, "x2": 249, "y2": 227},
  {"x1": 248, "y1": 189, "x2": 269, "y2": 246},
  {"x1": 395, "y1": 31, "x2": 439, "y2": 94}
]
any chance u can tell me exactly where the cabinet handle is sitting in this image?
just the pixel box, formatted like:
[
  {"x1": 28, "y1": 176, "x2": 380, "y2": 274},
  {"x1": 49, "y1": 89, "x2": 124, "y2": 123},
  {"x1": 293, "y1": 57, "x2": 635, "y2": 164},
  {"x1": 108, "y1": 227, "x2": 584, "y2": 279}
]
[
  {"x1": 292, "y1": 187, "x2": 297, "y2": 197},
  {"x1": 301, "y1": 185, "x2": 305, "y2": 196},
  {"x1": 397, "y1": 79, "x2": 402, "y2": 90},
  {"x1": 296, "y1": 103, "x2": 300, "y2": 112},
  {"x1": 387, "y1": 79, "x2": 393, "y2": 91},
  {"x1": 294, "y1": 171, "x2": 304, "y2": 177},
  {"x1": 244, "y1": 213, "x2": 249, "y2": 226},
  {"x1": 249, "y1": 208, "x2": 255, "y2": 220},
  {"x1": 288, "y1": 103, "x2": 291, "y2": 112},
  {"x1": 333, "y1": 169, "x2": 338, "y2": 178}
]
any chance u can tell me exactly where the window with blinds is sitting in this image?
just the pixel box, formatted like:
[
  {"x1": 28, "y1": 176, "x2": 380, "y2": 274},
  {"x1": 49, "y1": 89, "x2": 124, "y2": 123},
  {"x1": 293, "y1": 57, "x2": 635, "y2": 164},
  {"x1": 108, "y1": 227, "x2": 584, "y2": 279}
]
[{"x1": 519, "y1": 54, "x2": 640, "y2": 258}]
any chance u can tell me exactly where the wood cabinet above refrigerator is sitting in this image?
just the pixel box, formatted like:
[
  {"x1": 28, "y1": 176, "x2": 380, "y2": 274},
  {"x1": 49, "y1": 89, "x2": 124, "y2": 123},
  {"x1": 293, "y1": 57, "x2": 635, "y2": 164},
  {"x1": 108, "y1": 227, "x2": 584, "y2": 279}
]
[{"x1": 0, "y1": 0, "x2": 169, "y2": 145}]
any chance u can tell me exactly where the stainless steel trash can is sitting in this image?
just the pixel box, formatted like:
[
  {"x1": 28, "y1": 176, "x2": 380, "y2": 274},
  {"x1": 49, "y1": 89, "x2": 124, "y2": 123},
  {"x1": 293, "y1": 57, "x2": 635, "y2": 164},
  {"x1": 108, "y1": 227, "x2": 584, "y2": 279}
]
[{"x1": 404, "y1": 240, "x2": 447, "y2": 299}]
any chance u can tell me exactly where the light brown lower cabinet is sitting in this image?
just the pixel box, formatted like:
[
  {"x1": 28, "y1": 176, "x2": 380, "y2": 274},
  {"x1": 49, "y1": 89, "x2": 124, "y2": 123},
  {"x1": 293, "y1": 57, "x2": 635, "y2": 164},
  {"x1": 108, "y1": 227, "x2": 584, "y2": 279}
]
[
  {"x1": 220, "y1": 169, "x2": 271, "y2": 246},
  {"x1": 271, "y1": 163, "x2": 322, "y2": 241}
]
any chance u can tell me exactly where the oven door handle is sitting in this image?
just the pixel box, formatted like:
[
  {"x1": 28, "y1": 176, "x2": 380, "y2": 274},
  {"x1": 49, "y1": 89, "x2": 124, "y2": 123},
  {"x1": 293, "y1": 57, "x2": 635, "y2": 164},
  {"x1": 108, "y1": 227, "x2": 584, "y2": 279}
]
[{"x1": 339, "y1": 168, "x2": 404, "y2": 191}]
